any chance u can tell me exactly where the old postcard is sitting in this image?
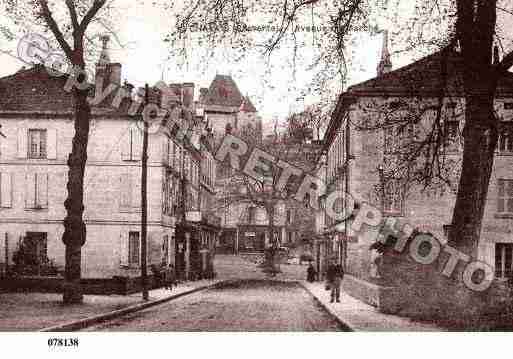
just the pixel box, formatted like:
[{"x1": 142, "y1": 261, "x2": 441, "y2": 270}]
[{"x1": 0, "y1": 1, "x2": 512, "y2": 357}]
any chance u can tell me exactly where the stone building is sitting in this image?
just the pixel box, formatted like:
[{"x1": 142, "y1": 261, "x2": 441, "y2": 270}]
[
  {"x1": 198, "y1": 74, "x2": 262, "y2": 143},
  {"x1": 317, "y1": 33, "x2": 513, "y2": 310},
  {"x1": 0, "y1": 37, "x2": 219, "y2": 288}
]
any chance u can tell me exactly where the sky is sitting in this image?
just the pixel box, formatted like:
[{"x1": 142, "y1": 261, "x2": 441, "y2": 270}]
[
  {"x1": 1, "y1": 1, "x2": 512, "y2": 131},
  {"x1": 0, "y1": 1, "x2": 390, "y2": 127}
]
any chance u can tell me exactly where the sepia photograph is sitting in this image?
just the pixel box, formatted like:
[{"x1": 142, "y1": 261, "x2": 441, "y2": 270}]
[{"x1": 0, "y1": 0, "x2": 513, "y2": 356}]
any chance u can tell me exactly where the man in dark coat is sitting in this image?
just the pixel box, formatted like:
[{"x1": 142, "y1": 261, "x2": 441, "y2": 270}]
[
  {"x1": 326, "y1": 259, "x2": 344, "y2": 303},
  {"x1": 306, "y1": 262, "x2": 317, "y2": 282}
]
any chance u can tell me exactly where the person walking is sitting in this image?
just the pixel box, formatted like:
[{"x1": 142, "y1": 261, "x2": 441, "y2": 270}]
[
  {"x1": 326, "y1": 259, "x2": 344, "y2": 303},
  {"x1": 306, "y1": 261, "x2": 317, "y2": 282},
  {"x1": 165, "y1": 264, "x2": 176, "y2": 291}
]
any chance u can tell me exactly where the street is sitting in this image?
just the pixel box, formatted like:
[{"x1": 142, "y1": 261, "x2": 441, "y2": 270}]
[{"x1": 83, "y1": 280, "x2": 347, "y2": 331}]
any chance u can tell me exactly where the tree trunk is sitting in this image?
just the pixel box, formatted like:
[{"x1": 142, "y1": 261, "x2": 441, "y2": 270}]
[
  {"x1": 449, "y1": 93, "x2": 498, "y2": 257},
  {"x1": 62, "y1": 88, "x2": 91, "y2": 304}
]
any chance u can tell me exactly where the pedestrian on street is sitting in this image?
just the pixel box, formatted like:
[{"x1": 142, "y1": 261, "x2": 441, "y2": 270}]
[
  {"x1": 326, "y1": 259, "x2": 344, "y2": 303},
  {"x1": 306, "y1": 261, "x2": 317, "y2": 282},
  {"x1": 165, "y1": 264, "x2": 176, "y2": 291}
]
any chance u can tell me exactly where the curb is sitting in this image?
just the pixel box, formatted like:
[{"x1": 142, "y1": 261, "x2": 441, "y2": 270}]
[
  {"x1": 298, "y1": 281, "x2": 354, "y2": 332},
  {"x1": 40, "y1": 280, "x2": 227, "y2": 332}
]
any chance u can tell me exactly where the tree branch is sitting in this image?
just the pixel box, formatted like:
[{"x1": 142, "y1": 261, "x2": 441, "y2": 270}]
[
  {"x1": 65, "y1": 0, "x2": 80, "y2": 33},
  {"x1": 38, "y1": 0, "x2": 74, "y2": 60},
  {"x1": 498, "y1": 49, "x2": 513, "y2": 73},
  {"x1": 79, "y1": 0, "x2": 107, "y2": 37}
]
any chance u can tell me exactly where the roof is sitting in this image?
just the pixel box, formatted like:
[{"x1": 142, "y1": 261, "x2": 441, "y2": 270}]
[
  {"x1": 240, "y1": 96, "x2": 257, "y2": 113},
  {"x1": 0, "y1": 65, "x2": 74, "y2": 113},
  {"x1": 321, "y1": 49, "x2": 513, "y2": 153},
  {"x1": 347, "y1": 49, "x2": 513, "y2": 97},
  {"x1": 0, "y1": 65, "x2": 132, "y2": 116},
  {"x1": 201, "y1": 74, "x2": 257, "y2": 113}
]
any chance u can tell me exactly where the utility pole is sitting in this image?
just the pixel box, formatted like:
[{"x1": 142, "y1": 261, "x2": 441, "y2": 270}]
[{"x1": 141, "y1": 84, "x2": 149, "y2": 301}]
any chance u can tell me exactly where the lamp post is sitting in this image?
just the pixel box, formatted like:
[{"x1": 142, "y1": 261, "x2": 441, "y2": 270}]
[{"x1": 140, "y1": 84, "x2": 150, "y2": 301}]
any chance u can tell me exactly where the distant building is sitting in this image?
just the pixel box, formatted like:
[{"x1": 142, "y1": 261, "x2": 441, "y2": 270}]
[{"x1": 198, "y1": 74, "x2": 262, "y2": 144}]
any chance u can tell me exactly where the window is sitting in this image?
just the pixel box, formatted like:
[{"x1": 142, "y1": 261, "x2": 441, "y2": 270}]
[
  {"x1": 498, "y1": 179, "x2": 513, "y2": 214},
  {"x1": 122, "y1": 128, "x2": 141, "y2": 161},
  {"x1": 495, "y1": 243, "x2": 513, "y2": 279},
  {"x1": 163, "y1": 173, "x2": 175, "y2": 215},
  {"x1": 128, "y1": 231, "x2": 140, "y2": 266},
  {"x1": 504, "y1": 102, "x2": 513, "y2": 110},
  {"x1": 162, "y1": 235, "x2": 169, "y2": 265},
  {"x1": 120, "y1": 171, "x2": 141, "y2": 211},
  {"x1": 28, "y1": 129, "x2": 47, "y2": 159},
  {"x1": 383, "y1": 180, "x2": 404, "y2": 216},
  {"x1": 248, "y1": 206, "x2": 256, "y2": 224},
  {"x1": 498, "y1": 123, "x2": 513, "y2": 153},
  {"x1": 0, "y1": 173, "x2": 12, "y2": 208}
]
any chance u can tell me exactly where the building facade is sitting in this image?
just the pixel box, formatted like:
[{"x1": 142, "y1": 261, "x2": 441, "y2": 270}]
[
  {"x1": 0, "y1": 37, "x2": 219, "y2": 285},
  {"x1": 316, "y1": 34, "x2": 513, "y2": 305}
]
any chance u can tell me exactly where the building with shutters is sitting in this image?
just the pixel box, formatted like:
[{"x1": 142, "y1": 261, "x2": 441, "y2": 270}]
[
  {"x1": 316, "y1": 32, "x2": 513, "y2": 310},
  {"x1": 0, "y1": 36, "x2": 219, "y2": 284}
]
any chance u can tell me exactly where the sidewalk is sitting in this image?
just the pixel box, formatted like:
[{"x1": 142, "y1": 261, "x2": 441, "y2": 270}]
[
  {"x1": 300, "y1": 281, "x2": 445, "y2": 331},
  {"x1": 0, "y1": 279, "x2": 220, "y2": 331}
]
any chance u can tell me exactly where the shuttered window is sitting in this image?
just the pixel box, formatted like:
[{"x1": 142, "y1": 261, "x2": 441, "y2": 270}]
[
  {"x1": 122, "y1": 127, "x2": 142, "y2": 161},
  {"x1": 495, "y1": 243, "x2": 513, "y2": 279},
  {"x1": 120, "y1": 171, "x2": 141, "y2": 211},
  {"x1": 25, "y1": 173, "x2": 48, "y2": 209},
  {"x1": 498, "y1": 179, "x2": 513, "y2": 214},
  {"x1": 128, "y1": 231, "x2": 140, "y2": 266},
  {"x1": 28, "y1": 129, "x2": 47, "y2": 159},
  {"x1": 0, "y1": 173, "x2": 12, "y2": 208}
]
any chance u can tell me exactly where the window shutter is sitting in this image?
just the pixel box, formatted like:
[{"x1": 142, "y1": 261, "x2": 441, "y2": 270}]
[
  {"x1": 119, "y1": 232, "x2": 129, "y2": 267},
  {"x1": 508, "y1": 181, "x2": 513, "y2": 213},
  {"x1": 121, "y1": 127, "x2": 131, "y2": 161},
  {"x1": 498, "y1": 180, "x2": 505, "y2": 213},
  {"x1": 46, "y1": 129, "x2": 57, "y2": 159},
  {"x1": 120, "y1": 172, "x2": 131, "y2": 208},
  {"x1": 132, "y1": 128, "x2": 142, "y2": 160},
  {"x1": 169, "y1": 141, "x2": 174, "y2": 167},
  {"x1": 17, "y1": 128, "x2": 27, "y2": 159},
  {"x1": 36, "y1": 173, "x2": 49, "y2": 208},
  {"x1": 25, "y1": 173, "x2": 35, "y2": 208},
  {"x1": 162, "y1": 138, "x2": 169, "y2": 165},
  {"x1": 0, "y1": 173, "x2": 12, "y2": 208}
]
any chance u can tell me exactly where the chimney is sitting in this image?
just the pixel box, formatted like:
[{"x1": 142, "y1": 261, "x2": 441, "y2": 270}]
[
  {"x1": 169, "y1": 84, "x2": 183, "y2": 103},
  {"x1": 182, "y1": 82, "x2": 195, "y2": 108},
  {"x1": 123, "y1": 80, "x2": 134, "y2": 97},
  {"x1": 377, "y1": 30, "x2": 392, "y2": 76},
  {"x1": 199, "y1": 88, "x2": 209, "y2": 103},
  {"x1": 97, "y1": 34, "x2": 111, "y2": 69}
]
